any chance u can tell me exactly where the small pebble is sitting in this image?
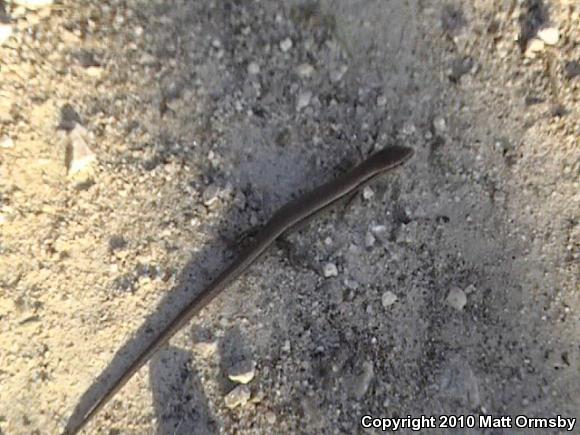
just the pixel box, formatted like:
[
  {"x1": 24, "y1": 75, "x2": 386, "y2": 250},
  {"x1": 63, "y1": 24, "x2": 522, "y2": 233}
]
[
  {"x1": 376, "y1": 95, "x2": 387, "y2": 107},
  {"x1": 202, "y1": 185, "x2": 220, "y2": 206},
  {"x1": 296, "y1": 90, "x2": 312, "y2": 111},
  {"x1": 139, "y1": 53, "x2": 156, "y2": 66},
  {"x1": 537, "y1": 27, "x2": 559, "y2": 45},
  {"x1": 350, "y1": 361, "x2": 374, "y2": 399},
  {"x1": 446, "y1": 287, "x2": 467, "y2": 311},
  {"x1": 371, "y1": 225, "x2": 387, "y2": 237},
  {"x1": 296, "y1": 63, "x2": 314, "y2": 78},
  {"x1": 330, "y1": 65, "x2": 347, "y2": 83},
  {"x1": 525, "y1": 38, "x2": 545, "y2": 58},
  {"x1": 193, "y1": 340, "x2": 218, "y2": 358},
  {"x1": 12, "y1": 0, "x2": 54, "y2": 8},
  {"x1": 365, "y1": 231, "x2": 376, "y2": 248},
  {"x1": 85, "y1": 66, "x2": 103, "y2": 78},
  {"x1": 464, "y1": 284, "x2": 476, "y2": 294},
  {"x1": 381, "y1": 291, "x2": 397, "y2": 308},
  {"x1": 265, "y1": 411, "x2": 277, "y2": 424},
  {"x1": 323, "y1": 262, "x2": 338, "y2": 278},
  {"x1": 282, "y1": 340, "x2": 291, "y2": 352},
  {"x1": 247, "y1": 61, "x2": 260, "y2": 75},
  {"x1": 0, "y1": 136, "x2": 14, "y2": 149},
  {"x1": 228, "y1": 359, "x2": 256, "y2": 384},
  {"x1": 224, "y1": 385, "x2": 251, "y2": 409},
  {"x1": 433, "y1": 116, "x2": 447, "y2": 133},
  {"x1": 66, "y1": 125, "x2": 96, "y2": 175},
  {"x1": 362, "y1": 186, "x2": 375, "y2": 200},
  {"x1": 279, "y1": 37, "x2": 292, "y2": 52},
  {"x1": 0, "y1": 24, "x2": 12, "y2": 45}
]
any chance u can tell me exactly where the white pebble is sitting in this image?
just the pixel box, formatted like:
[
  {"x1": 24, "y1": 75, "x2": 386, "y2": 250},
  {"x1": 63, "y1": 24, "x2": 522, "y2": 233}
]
[
  {"x1": 202, "y1": 185, "x2": 220, "y2": 206},
  {"x1": 525, "y1": 38, "x2": 545, "y2": 58},
  {"x1": 193, "y1": 340, "x2": 217, "y2": 358},
  {"x1": 362, "y1": 186, "x2": 375, "y2": 200},
  {"x1": 228, "y1": 360, "x2": 256, "y2": 384},
  {"x1": 0, "y1": 136, "x2": 14, "y2": 148},
  {"x1": 433, "y1": 116, "x2": 447, "y2": 133},
  {"x1": 247, "y1": 61, "x2": 260, "y2": 75},
  {"x1": 446, "y1": 287, "x2": 467, "y2": 311},
  {"x1": 296, "y1": 90, "x2": 312, "y2": 111},
  {"x1": 0, "y1": 24, "x2": 12, "y2": 45},
  {"x1": 66, "y1": 125, "x2": 96, "y2": 175},
  {"x1": 280, "y1": 37, "x2": 293, "y2": 52},
  {"x1": 12, "y1": 0, "x2": 53, "y2": 8},
  {"x1": 381, "y1": 291, "x2": 397, "y2": 308},
  {"x1": 365, "y1": 231, "x2": 376, "y2": 248},
  {"x1": 323, "y1": 262, "x2": 338, "y2": 277},
  {"x1": 224, "y1": 385, "x2": 251, "y2": 409},
  {"x1": 296, "y1": 63, "x2": 314, "y2": 78},
  {"x1": 537, "y1": 27, "x2": 559, "y2": 46}
]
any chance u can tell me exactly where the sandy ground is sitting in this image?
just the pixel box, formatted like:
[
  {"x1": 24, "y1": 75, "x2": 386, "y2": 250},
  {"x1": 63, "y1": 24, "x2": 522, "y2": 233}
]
[{"x1": 0, "y1": 0, "x2": 578, "y2": 434}]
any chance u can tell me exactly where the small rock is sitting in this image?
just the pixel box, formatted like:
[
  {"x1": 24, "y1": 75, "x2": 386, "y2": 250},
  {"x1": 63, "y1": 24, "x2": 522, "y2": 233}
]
[
  {"x1": 250, "y1": 389, "x2": 265, "y2": 404},
  {"x1": 362, "y1": 186, "x2": 374, "y2": 200},
  {"x1": 139, "y1": 53, "x2": 157, "y2": 66},
  {"x1": 296, "y1": 90, "x2": 312, "y2": 111},
  {"x1": 525, "y1": 38, "x2": 545, "y2": 58},
  {"x1": 322, "y1": 262, "x2": 338, "y2": 278},
  {"x1": 446, "y1": 287, "x2": 467, "y2": 311},
  {"x1": 193, "y1": 340, "x2": 218, "y2": 358},
  {"x1": 65, "y1": 125, "x2": 96, "y2": 175},
  {"x1": 537, "y1": 27, "x2": 559, "y2": 45},
  {"x1": 282, "y1": 340, "x2": 291, "y2": 352},
  {"x1": 376, "y1": 95, "x2": 387, "y2": 107},
  {"x1": 12, "y1": 0, "x2": 53, "y2": 9},
  {"x1": 0, "y1": 136, "x2": 14, "y2": 149},
  {"x1": 364, "y1": 231, "x2": 376, "y2": 248},
  {"x1": 202, "y1": 184, "x2": 220, "y2": 206},
  {"x1": 330, "y1": 65, "x2": 347, "y2": 83},
  {"x1": 0, "y1": 95, "x2": 12, "y2": 122},
  {"x1": 85, "y1": 66, "x2": 103, "y2": 78},
  {"x1": 296, "y1": 63, "x2": 314, "y2": 78},
  {"x1": 228, "y1": 359, "x2": 256, "y2": 384},
  {"x1": 247, "y1": 61, "x2": 260, "y2": 75},
  {"x1": 464, "y1": 284, "x2": 476, "y2": 294},
  {"x1": 433, "y1": 116, "x2": 447, "y2": 133},
  {"x1": 381, "y1": 291, "x2": 397, "y2": 308},
  {"x1": 0, "y1": 24, "x2": 12, "y2": 45},
  {"x1": 265, "y1": 410, "x2": 277, "y2": 424},
  {"x1": 224, "y1": 385, "x2": 251, "y2": 409},
  {"x1": 279, "y1": 37, "x2": 292, "y2": 52},
  {"x1": 370, "y1": 225, "x2": 387, "y2": 238},
  {"x1": 350, "y1": 361, "x2": 374, "y2": 399}
]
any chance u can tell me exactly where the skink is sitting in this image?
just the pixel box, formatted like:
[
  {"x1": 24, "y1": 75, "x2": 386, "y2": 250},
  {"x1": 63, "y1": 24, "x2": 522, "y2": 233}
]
[{"x1": 64, "y1": 145, "x2": 414, "y2": 434}]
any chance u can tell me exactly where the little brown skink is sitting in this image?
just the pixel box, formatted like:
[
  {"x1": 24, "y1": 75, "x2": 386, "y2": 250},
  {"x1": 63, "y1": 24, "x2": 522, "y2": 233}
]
[{"x1": 64, "y1": 145, "x2": 414, "y2": 434}]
